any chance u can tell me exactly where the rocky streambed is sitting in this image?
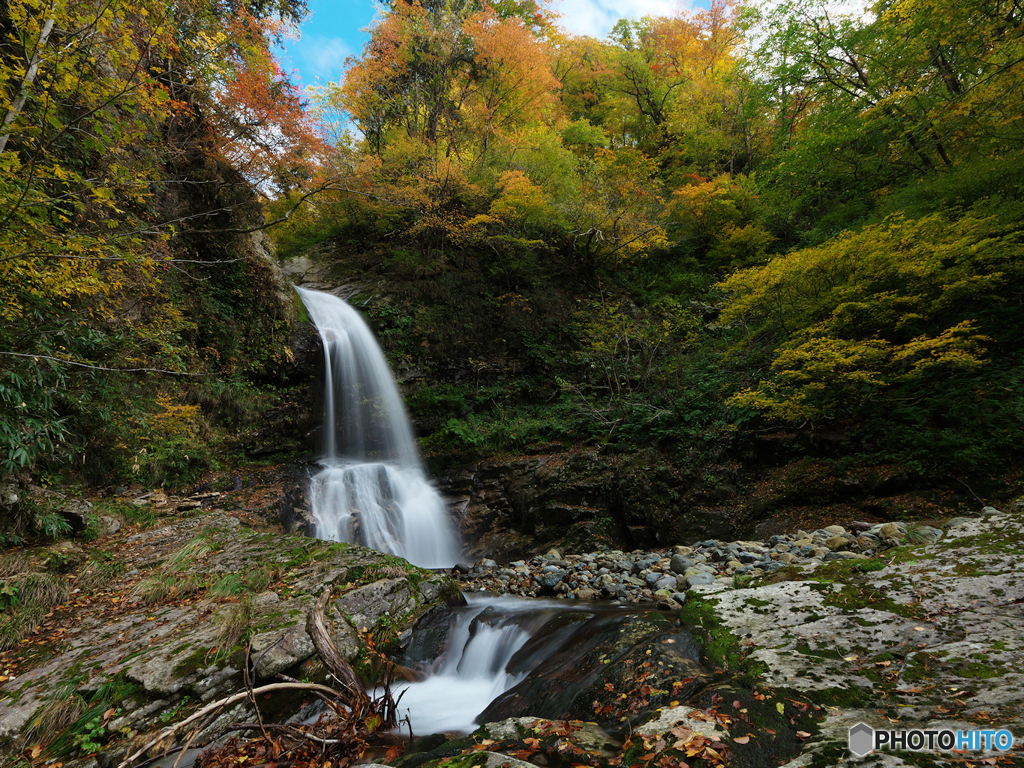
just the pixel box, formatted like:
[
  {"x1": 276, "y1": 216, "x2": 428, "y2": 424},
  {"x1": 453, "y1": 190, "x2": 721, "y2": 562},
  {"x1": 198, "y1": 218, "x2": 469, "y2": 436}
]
[
  {"x1": 453, "y1": 519, "x2": 944, "y2": 606},
  {"x1": 3, "y1": 483, "x2": 1024, "y2": 768},
  {"x1": 434, "y1": 503, "x2": 1024, "y2": 767}
]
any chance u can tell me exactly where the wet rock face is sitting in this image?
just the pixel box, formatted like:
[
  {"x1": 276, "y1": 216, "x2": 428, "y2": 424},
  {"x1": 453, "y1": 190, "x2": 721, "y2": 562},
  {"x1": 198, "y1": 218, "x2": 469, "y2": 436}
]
[
  {"x1": 438, "y1": 451, "x2": 720, "y2": 562},
  {"x1": 480, "y1": 609, "x2": 706, "y2": 728}
]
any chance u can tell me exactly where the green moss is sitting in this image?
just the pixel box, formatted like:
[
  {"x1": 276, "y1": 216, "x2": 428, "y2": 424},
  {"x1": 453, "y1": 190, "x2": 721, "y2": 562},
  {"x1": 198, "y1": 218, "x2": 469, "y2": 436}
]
[
  {"x1": 679, "y1": 594, "x2": 767, "y2": 677},
  {"x1": 822, "y1": 583, "x2": 923, "y2": 618},
  {"x1": 951, "y1": 661, "x2": 1004, "y2": 679},
  {"x1": 888, "y1": 750, "x2": 946, "y2": 767},
  {"x1": 793, "y1": 641, "x2": 844, "y2": 660},
  {"x1": 172, "y1": 646, "x2": 214, "y2": 678},
  {"x1": 433, "y1": 753, "x2": 490, "y2": 768},
  {"x1": 901, "y1": 651, "x2": 947, "y2": 682},
  {"x1": 808, "y1": 744, "x2": 850, "y2": 768}
]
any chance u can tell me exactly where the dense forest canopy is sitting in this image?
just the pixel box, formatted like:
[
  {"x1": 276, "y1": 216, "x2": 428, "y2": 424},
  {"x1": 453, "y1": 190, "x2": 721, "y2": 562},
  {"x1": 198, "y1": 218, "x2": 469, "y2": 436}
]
[
  {"x1": 3, "y1": 0, "x2": 1024, "y2": 539},
  {"x1": 271, "y1": 0, "x2": 1024, "y2": 472}
]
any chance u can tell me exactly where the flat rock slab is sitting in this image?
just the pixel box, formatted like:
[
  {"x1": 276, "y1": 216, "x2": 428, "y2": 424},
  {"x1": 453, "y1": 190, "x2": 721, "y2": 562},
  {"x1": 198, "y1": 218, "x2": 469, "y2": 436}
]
[{"x1": 689, "y1": 504, "x2": 1024, "y2": 762}]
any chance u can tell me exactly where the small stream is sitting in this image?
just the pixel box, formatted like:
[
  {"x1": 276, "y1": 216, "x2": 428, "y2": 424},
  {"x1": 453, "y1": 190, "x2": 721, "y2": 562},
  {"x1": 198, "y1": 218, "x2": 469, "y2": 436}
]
[{"x1": 387, "y1": 593, "x2": 703, "y2": 736}]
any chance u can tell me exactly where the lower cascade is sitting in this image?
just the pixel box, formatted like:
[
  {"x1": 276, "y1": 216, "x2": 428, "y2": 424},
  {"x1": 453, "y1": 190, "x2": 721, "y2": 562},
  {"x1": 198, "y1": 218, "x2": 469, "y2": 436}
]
[
  {"x1": 389, "y1": 595, "x2": 549, "y2": 734},
  {"x1": 297, "y1": 286, "x2": 461, "y2": 568},
  {"x1": 390, "y1": 594, "x2": 702, "y2": 736}
]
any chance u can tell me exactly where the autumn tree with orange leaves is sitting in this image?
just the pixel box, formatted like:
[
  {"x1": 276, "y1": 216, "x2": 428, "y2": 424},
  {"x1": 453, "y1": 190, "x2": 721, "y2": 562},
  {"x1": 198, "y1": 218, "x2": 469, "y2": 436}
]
[{"x1": 0, "y1": 0, "x2": 324, "y2": 480}]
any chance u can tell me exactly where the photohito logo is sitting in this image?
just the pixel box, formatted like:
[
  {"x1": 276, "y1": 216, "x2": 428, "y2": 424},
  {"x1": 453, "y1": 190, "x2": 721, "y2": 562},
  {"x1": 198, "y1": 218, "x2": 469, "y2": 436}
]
[{"x1": 848, "y1": 723, "x2": 1016, "y2": 756}]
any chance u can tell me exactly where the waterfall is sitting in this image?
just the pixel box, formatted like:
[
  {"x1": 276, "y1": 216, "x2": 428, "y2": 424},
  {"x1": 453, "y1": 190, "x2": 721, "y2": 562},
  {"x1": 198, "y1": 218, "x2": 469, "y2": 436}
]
[
  {"x1": 296, "y1": 287, "x2": 461, "y2": 568},
  {"x1": 388, "y1": 595, "x2": 562, "y2": 734},
  {"x1": 391, "y1": 595, "x2": 702, "y2": 737}
]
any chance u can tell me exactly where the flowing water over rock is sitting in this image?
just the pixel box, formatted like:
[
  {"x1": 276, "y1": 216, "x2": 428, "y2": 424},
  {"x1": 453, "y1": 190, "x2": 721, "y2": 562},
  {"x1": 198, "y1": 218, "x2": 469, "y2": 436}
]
[
  {"x1": 391, "y1": 594, "x2": 706, "y2": 736},
  {"x1": 297, "y1": 287, "x2": 461, "y2": 568}
]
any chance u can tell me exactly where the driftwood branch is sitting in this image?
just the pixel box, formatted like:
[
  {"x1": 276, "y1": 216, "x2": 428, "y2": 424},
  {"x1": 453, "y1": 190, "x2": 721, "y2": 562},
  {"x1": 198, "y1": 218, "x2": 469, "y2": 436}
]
[
  {"x1": 116, "y1": 682, "x2": 343, "y2": 768},
  {"x1": 305, "y1": 587, "x2": 370, "y2": 710},
  {"x1": 224, "y1": 723, "x2": 343, "y2": 745}
]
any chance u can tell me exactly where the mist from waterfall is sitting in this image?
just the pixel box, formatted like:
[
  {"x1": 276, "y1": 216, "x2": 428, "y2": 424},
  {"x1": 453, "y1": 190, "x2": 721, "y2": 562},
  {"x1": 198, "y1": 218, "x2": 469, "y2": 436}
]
[{"x1": 296, "y1": 287, "x2": 461, "y2": 568}]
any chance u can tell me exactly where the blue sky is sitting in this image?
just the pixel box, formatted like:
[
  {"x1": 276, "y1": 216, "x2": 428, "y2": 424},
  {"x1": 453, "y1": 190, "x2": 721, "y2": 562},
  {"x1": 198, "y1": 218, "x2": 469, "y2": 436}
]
[{"x1": 277, "y1": 0, "x2": 701, "y2": 90}]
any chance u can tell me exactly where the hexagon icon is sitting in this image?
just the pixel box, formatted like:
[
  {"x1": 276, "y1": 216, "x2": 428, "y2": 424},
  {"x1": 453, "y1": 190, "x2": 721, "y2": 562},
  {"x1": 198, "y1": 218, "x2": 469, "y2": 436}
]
[{"x1": 849, "y1": 722, "x2": 875, "y2": 756}]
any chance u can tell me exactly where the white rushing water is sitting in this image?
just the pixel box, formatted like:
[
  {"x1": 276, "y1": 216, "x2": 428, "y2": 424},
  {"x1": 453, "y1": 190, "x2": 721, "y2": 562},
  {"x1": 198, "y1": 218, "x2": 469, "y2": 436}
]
[
  {"x1": 390, "y1": 595, "x2": 561, "y2": 734},
  {"x1": 296, "y1": 287, "x2": 461, "y2": 568}
]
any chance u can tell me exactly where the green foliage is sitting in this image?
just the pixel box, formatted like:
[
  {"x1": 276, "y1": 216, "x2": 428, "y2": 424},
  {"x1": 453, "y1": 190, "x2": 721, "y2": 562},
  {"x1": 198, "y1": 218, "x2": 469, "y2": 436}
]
[
  {"x1": 215, "y1": 599, "x2": 254, "y2": 649},
  {"x1": 33, "y1": 507, "x2": 73, "y2": 541},
  {"x1": 0, "y1": 571, "x2": 69, "y2": 650},
  {"x1": 93, "y1": 499, "x2": 158, "y2": 530},
  {"x1": 76, "y1": 554, "x2": 127, "y2": 593},
  {"x1": 0, "y1": 357, "x2": 70, "y2": 474},
  {"x1": 71, "y1": 713, "x2": 108, "y2": 755}
]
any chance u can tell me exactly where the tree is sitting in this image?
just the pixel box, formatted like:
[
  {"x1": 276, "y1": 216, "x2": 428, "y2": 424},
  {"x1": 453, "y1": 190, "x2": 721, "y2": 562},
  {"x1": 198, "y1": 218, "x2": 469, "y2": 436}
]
[
  {"x1": 559, "y1": 148, "x2": 667, "y2": 271},
  {"x1": 717, "y1": 209, "x2": 1022, "y2": 424},
  {"x1": 0, "y1": 0, "x2": 318, "y2": 477},
  {"x1": 750, "y1": 0, "x2": 1024, "y2": 234},
  {"x1": 337, "y1": 0, "x2": 560, "y2": 159}
]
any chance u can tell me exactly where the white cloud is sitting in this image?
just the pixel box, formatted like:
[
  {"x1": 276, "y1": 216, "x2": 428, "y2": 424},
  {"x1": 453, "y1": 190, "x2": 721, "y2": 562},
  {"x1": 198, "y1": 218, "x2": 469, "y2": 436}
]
[{"x1": 550, "y1": 0, "x2": 697, "y2": 39}]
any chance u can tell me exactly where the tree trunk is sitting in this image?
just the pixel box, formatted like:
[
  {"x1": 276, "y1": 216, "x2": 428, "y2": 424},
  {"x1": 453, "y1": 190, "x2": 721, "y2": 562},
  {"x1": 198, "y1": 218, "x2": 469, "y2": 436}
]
[{"x1": 0, "y1": 16, "x2": 55, "y2": 155}]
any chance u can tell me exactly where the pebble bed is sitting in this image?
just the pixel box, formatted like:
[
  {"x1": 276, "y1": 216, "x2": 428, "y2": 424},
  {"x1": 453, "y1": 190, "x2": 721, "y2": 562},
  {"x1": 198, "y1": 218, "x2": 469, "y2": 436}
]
[{"x1": 452, "y1": 520, "x2": 944, "y2": 608}]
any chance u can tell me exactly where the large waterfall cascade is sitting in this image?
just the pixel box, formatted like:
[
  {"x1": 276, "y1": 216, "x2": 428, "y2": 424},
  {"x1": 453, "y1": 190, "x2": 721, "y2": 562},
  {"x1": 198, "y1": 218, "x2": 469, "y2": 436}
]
[{"x1": 296, "y1": 287, "x2": 461, "y2": 568}]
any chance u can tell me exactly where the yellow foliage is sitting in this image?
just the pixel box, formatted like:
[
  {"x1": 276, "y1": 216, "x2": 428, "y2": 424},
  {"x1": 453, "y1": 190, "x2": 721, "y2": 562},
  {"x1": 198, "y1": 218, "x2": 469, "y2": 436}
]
[
  {"x1": 719, "y1": 210, "x2": 1017, "y2": 423},
  {"x1": 147, "y1": 394, "x2": 203, "y2": 441}
]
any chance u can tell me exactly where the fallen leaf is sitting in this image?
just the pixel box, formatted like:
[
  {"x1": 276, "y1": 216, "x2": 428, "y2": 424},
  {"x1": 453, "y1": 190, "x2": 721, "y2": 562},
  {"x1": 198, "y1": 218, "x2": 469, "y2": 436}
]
[
  {"x1": 776, "y1": 702, "x2": 785, "y2": 715},
  {"x1": 796, "y1": 731, "x2": 811, "y2": 740},
  {"x1": 733, "y1": 736, "x2": 750, "y2": 744}
]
